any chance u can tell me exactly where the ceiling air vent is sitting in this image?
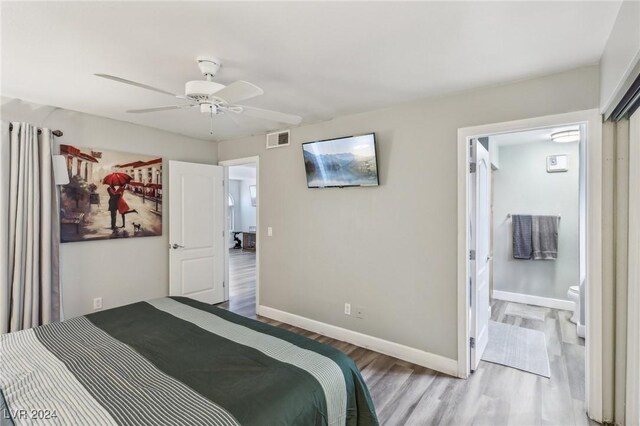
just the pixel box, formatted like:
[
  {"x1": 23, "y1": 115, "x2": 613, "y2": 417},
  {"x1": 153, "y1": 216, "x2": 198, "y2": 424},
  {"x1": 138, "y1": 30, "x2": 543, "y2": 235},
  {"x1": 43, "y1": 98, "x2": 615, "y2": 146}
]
[{"x1": 266, "y1": 130, "x2": 290, "y2": 149}]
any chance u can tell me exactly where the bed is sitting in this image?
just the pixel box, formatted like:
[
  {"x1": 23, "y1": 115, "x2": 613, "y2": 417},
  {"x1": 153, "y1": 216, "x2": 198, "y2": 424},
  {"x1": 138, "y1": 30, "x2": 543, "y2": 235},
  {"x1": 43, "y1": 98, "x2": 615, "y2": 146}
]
[{"x1": 0, "y1": 297, "x2": 378, "y2": 426}]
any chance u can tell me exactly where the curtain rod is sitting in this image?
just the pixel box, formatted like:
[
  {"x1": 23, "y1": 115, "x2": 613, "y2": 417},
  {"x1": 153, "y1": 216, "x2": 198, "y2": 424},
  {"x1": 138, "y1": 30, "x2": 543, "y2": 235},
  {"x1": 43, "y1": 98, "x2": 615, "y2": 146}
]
[{"x1": 8, "y1": 123, "x2": 63, "y2": 137}]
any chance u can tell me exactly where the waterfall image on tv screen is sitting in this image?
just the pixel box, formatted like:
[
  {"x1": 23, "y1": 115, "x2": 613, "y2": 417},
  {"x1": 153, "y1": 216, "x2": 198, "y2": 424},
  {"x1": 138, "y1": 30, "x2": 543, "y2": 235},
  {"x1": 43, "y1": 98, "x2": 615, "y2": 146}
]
[{"x1": 302, "y1": 134, "x2": 379, "y2": 188}]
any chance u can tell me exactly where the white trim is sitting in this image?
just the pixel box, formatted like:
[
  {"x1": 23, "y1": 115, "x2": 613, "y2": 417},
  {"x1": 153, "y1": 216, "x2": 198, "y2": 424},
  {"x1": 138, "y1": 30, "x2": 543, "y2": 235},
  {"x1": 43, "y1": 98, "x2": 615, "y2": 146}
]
[
  {"x1": 219, "y1": 156, "x2": 260, "y2": 307},
  {"x1": 457, "y1": 132, "x2": 469, "y2": 379},
  {"x1": 257, "y1": 304, "x2": 459, "y2": 377},
  {"x1": 457, "y1": 109, "x2": 603, "y2": 420},
  {"x1": 626, "y1": 110, "x2": 640, "y2": 426},
  {"x1": 492, "y1": 290, "x2": 574, "y2": 311},
  {"x1": 585, "y1": 111, "x2": 604, "y2": 424},
  {"x1": 218, "y1": 156, "x2": 260, "y2": 167}
]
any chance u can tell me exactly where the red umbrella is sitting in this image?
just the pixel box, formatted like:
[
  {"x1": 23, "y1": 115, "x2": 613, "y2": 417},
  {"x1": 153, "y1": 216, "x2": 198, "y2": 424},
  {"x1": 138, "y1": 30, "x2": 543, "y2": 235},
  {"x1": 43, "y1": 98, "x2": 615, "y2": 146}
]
[{"x1": 102, "y1": 172, "x2": 132, "y2": 186}]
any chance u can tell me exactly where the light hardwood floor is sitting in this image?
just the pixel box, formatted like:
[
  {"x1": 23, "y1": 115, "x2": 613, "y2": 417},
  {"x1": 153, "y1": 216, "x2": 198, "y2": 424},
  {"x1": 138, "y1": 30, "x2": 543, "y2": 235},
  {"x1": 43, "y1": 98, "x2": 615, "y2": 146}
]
[
  {"x1": 220, "y1": 249, "x2": 256, "y2": 318},
  {"x1": 218, "y1": 249, "x2": 597, "y2": 426}
]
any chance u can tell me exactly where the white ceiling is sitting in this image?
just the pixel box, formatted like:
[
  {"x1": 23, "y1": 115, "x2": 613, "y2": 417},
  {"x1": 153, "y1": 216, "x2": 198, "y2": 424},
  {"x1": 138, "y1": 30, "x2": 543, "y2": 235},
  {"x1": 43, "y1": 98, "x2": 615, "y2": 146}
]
[
  {"x1": 229, "y1": 165, "x2": 256, "y2": 181},
  {"x1": 490, "y1": 126, "x2": 581, "y2": 148},
  {"x1": 1, "y1": 1, "x2": 621, "y2": 142}
]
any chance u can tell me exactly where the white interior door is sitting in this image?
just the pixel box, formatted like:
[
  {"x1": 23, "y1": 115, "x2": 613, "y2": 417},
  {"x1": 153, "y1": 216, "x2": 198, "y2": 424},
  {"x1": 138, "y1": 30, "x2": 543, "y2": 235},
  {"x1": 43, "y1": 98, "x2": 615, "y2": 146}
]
[
  {"x1": 470, "y1": 139, "x2": 491, "y2": 371},
  {"x1": 169, "y1": 160, "x2": 225, "y2": 304}
]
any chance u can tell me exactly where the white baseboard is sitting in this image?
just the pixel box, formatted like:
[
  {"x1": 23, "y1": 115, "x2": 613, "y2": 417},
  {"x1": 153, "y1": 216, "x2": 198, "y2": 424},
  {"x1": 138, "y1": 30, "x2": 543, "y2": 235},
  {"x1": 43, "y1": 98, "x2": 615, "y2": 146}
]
[
  {"x1": 492, "y1": 290, "x2": 575, "y2": 311},
  {"x1": 257, "y1": 305, "x2": 459, "y2": 377}
]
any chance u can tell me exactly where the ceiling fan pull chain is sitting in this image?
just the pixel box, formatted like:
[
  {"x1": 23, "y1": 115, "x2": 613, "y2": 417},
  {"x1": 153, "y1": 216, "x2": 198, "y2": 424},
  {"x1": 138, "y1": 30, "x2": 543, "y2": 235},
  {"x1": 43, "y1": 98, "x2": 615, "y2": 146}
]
[{"x1": 210, "y1": 107, "x2": 214, "y2": 135}]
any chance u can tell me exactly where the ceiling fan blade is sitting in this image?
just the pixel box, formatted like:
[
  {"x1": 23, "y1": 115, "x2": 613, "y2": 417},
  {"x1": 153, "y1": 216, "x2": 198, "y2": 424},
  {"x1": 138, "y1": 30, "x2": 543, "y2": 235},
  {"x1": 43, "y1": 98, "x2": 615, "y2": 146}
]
[
  {"x1": 95, "y1": 74, "x2": 180, "y2": 98},
  {"x1": 224, "y1": 114, "x2": 242, "y2": 127},
  {"x1": 126, "y1": 104, "x2": 195, "y2": 114},
  {"x1": 236, "y1": 105, "x2": 302, "y2": 125},
  {"x1": 214, "y1": 81, "x2": 264, "y2": 104}
]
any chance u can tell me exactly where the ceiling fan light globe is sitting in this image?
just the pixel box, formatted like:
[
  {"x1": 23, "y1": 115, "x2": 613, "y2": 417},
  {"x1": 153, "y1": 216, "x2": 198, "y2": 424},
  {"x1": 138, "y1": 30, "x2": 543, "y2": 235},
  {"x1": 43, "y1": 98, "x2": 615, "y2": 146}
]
[{"x1": 200, "y1": 103, "x2": 220, "y2": 114}]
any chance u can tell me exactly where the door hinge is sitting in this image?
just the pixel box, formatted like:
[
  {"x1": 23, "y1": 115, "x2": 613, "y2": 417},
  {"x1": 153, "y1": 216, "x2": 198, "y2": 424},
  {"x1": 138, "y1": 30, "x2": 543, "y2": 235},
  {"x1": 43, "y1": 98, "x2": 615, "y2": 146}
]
[
  {"x1": 223, "y1": 281, "x2": 225, "y2": 288},
  {"x1": 470, "y1": 337, "x2": 475, "y2": 349},
  {"x1": 469, "y1": 250, "x2": 476, "y2": 260},
  {"x1": 469, "y1": 162, "x2": 477, "y2": 173}
]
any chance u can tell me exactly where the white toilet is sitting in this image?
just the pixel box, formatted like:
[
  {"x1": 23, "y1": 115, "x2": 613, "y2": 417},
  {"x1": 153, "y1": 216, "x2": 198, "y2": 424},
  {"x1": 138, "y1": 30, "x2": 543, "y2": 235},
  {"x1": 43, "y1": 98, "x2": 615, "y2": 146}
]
[{"x1": 567, "y1": 285, "x2": 580, "y2": 324}]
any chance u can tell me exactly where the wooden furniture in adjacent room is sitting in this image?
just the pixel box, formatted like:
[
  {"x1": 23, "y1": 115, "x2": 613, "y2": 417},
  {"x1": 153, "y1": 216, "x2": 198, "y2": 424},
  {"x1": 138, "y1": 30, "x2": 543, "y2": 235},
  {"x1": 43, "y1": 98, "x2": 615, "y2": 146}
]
[{"x1": 242, "y1": 231, "x2": 256, "y2": 252}]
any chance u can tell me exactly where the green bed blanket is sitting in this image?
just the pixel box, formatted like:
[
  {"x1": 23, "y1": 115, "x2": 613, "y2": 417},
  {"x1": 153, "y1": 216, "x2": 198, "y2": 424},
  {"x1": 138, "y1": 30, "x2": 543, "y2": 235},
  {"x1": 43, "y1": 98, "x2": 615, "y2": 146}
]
[{"x1": 0, "y1": 297, "x2": 378, "y2": 426}]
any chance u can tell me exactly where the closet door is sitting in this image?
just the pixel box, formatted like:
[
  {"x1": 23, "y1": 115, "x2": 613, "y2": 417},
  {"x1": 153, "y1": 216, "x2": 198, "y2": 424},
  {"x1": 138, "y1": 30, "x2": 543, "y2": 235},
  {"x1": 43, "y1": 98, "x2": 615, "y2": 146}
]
[{"x1": 626, "y1": 109, "x2": 640, "y2": 426}]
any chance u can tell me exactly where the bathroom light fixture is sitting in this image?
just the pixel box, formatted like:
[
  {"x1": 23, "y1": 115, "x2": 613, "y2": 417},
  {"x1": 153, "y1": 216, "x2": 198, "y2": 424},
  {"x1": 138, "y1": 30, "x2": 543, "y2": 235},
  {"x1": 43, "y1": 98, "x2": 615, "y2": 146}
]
[{"x1": 551, "y1": 129, "x2": 580, "y2": 143}]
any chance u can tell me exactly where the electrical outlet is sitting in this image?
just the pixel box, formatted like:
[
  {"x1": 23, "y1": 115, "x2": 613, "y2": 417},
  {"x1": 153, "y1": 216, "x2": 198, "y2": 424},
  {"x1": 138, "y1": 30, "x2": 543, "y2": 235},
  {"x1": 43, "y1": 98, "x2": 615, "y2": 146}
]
[
  {"x1": 267, "y1": 227, "x2": 273, "y2": 237},
  {"x1": 355, "y1": 305, "x2": 365, "y2": 319},
  {"x1": 344, "y1": 303, "x2": 351, "y2": 315},
  {"x1": 93, "y1": 297, "x2": 102, "y2": 310}
]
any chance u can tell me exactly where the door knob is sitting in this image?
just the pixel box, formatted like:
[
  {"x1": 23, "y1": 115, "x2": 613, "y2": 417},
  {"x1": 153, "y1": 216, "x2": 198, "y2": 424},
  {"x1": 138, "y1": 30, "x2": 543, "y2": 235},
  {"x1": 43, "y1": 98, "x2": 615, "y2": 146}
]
[{"x1": 171, "y1": 243, "x2": 184, "y2": 249}]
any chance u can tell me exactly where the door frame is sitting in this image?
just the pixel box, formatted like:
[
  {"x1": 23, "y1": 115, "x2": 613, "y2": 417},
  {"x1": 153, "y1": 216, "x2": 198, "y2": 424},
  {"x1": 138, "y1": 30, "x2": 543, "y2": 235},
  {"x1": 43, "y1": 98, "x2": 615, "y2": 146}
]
[
  {"x1": 218, "y1": 156, "x2": 260, "y2": 306},
  {"x1": 456, "y1": 109, "x2": 603, "y2": 420}
]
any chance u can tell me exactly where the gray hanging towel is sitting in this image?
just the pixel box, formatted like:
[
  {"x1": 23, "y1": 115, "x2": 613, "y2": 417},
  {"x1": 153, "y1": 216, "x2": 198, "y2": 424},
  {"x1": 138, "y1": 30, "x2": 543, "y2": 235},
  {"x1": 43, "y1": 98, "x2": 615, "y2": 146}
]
[
  {"x1": 532, "y1": 215, "x2": 559, "y2": 260},
  {"x1": 512, "y1": 215, "x2": 533, "y2": 259}
]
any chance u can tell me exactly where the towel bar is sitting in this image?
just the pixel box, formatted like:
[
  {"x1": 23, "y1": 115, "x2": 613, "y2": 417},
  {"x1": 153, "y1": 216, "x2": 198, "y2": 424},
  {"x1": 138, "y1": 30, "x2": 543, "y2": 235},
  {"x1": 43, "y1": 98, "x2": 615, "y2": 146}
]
[{"x1": 506, "y1": 214, "x2": 561, "y2": 219}]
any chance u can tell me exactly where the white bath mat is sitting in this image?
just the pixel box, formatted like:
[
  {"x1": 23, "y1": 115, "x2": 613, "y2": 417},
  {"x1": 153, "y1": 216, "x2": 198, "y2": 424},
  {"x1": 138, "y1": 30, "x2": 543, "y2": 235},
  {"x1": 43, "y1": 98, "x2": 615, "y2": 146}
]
[
  {"x1": 504, "y1": 303, "x2": 546, "y2": 322},
  {"x1": 482, "y1": 321, "x2": 551, "y2": 378}
]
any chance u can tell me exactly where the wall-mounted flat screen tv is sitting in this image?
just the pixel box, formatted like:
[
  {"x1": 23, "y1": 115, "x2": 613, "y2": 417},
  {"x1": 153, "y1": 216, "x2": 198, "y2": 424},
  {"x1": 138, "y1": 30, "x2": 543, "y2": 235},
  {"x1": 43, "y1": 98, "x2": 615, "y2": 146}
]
[{"x1": 302, "y1": 133, "x2": 379, "y2": 188}]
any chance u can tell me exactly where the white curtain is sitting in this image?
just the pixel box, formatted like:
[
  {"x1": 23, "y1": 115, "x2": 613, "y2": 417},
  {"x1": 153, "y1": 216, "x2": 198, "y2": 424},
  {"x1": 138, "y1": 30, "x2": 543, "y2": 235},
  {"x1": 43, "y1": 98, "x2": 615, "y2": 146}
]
[{"x1": 0, "y1": 122, "x2": 61, "y2": 333}]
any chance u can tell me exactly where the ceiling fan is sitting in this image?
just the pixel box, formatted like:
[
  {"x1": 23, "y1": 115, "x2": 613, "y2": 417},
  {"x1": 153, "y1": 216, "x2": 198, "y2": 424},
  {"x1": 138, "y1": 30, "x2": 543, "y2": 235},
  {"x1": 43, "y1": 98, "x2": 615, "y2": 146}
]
[{"x1": 95, "y1": 56, "x2": 302, "y2": 134}]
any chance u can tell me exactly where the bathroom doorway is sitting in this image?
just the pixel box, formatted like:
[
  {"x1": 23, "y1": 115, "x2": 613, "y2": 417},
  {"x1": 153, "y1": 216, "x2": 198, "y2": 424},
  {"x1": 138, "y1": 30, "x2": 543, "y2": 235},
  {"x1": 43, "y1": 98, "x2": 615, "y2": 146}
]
[
  {"x1": 489, "y1": 126, "x2": 585, "y2": 324},
  {"x1": 470, "y1": 125, "x2": 585, "y2": 373},
  {"x1": 218, "y1": 156, "x2": 259, "y2": 318},
  {"x1": 457, "y1": 109, "x2": 603, "y2": 422}
]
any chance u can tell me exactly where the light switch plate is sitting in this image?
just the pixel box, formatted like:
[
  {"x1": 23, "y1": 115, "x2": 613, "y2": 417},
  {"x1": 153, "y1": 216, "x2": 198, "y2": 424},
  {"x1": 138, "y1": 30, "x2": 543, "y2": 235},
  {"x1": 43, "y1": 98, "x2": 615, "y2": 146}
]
[{"x1": 344, "y1": 303, "x2": 351, "y2": 315}]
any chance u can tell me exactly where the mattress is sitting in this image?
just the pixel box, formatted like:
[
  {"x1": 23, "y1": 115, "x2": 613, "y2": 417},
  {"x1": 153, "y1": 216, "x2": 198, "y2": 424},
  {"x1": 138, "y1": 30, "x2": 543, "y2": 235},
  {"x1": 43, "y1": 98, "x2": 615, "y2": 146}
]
[{"x1": 0, "y1": 297, "x2": 378, "y2": 426}]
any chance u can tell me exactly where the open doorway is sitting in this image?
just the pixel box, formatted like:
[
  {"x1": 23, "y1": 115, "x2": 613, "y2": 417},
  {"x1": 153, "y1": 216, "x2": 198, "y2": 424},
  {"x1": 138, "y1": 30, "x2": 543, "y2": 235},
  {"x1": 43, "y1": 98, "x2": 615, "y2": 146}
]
[
  {"x1": 219, "y1": 156, "x2": 259, "y2": 318},
  {"x1": 475, "y1": 126, "x2": 585, "y2": 371},
  {"x1": 458, "y1": 109, "x2": 603, "y2": 422}
]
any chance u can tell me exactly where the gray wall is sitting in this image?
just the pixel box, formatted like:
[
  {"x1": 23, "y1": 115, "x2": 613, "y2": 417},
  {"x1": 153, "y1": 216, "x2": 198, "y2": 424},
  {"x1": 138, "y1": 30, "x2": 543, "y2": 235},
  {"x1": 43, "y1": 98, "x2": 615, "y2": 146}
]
[
  {"x1": 492, "y1": 141, "x2": 580, "y2": 301},
  {"x1": 1, "y1": 97, "x2": 218, "y2": 318},
  {"x1": 217, "y1": 66, "x2": 599, "y2": 360}
]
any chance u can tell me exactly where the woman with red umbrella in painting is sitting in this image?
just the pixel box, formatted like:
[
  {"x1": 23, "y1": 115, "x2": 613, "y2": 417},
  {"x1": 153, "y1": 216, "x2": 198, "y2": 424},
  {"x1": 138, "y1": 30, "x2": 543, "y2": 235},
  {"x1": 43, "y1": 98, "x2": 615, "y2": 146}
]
[{"x1": 103, "y1": 172, "x2": 138, "y2": 230}]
